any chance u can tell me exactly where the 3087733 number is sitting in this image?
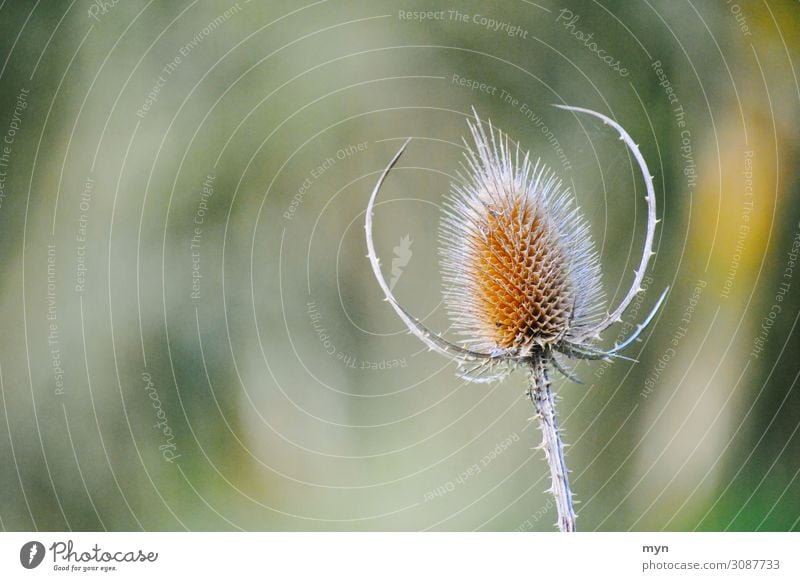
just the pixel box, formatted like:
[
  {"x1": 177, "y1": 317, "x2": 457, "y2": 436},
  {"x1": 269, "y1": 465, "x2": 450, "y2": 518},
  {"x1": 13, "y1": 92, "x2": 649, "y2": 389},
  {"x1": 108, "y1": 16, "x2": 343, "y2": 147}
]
[{"x1": 729, "y1": 559, "x2": 780, "y2": 570}]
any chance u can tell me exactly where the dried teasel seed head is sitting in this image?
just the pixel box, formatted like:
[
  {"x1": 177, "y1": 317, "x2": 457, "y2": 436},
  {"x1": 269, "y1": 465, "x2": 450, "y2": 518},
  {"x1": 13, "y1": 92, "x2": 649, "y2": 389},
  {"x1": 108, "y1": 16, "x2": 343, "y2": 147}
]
[
  {"x1": 365, "y1": 105, "x2": 666, "y2": 532},
  {"x1": 438, "y1": 113, "x2": 605, "y2": 359},
  {"x1": 365, "y1": 105, "x2": 665, "y2": 382}
]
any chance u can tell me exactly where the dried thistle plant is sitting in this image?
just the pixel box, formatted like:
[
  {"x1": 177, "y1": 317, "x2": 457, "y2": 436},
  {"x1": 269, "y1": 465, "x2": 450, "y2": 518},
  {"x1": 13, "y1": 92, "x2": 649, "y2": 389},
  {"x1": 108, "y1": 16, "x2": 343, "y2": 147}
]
[{"x1": 365, "y1": 105, "x2": 667, "y2": 532}]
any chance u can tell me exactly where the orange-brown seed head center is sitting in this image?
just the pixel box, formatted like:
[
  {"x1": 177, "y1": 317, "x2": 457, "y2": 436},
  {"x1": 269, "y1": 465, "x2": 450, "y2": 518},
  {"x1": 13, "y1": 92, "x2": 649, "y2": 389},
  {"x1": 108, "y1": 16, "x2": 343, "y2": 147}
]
[{"x1": 468, "y1": 195, "x2": 573, "y2": 351}]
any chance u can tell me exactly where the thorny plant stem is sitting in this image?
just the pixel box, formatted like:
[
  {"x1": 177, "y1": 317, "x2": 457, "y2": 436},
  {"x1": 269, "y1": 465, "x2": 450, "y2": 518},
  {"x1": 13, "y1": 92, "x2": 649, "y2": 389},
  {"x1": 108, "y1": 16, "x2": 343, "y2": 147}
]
[{"x1": 529, "y1": 357, "x2": 576, "y2": 532}]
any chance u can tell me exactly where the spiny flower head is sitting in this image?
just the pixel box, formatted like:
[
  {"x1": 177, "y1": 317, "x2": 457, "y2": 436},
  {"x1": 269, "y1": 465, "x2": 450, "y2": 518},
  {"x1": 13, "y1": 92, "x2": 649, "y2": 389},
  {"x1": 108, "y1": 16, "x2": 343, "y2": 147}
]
[
  {"x1": 439, "y1": 115, "x2": 605, "y2": 359},
  {"x1": 365, "y1": 105, "x2": 665, "y2": 385}
]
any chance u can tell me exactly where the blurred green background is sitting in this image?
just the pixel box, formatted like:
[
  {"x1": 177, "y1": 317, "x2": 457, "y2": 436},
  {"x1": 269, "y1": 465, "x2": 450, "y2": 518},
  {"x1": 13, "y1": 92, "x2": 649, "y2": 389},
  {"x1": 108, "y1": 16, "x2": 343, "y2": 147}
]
[{"x1": 0, "y1": 0, "x2": 798, "y2": 531}]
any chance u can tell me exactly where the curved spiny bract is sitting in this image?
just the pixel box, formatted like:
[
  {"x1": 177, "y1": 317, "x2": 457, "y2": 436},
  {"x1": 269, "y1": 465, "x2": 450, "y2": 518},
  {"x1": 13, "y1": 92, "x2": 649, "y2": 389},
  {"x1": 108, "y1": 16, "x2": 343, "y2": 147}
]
[
  {"x1": 553, "y1": 104, "x2": 659, "y2": 347},
  {"x1": 364, "y1": 137, "x2": 498, "y2": 370}
]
